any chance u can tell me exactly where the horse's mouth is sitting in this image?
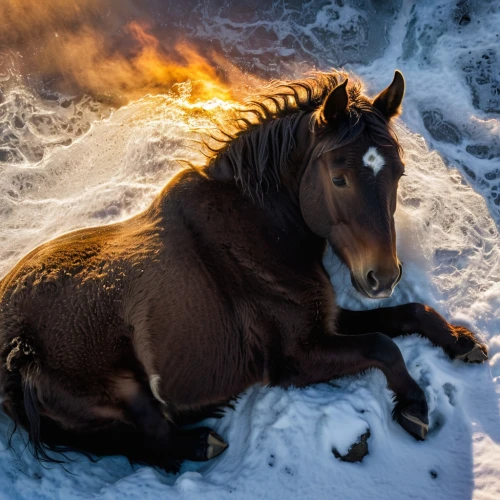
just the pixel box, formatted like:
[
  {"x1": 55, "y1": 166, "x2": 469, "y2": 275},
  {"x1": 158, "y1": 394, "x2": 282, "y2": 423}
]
[{"x1": 350, "y1": 275, "x2": 379, "y2": 299}]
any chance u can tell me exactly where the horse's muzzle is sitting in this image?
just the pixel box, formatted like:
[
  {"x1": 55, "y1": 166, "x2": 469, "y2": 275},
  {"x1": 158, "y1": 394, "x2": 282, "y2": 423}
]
[{"x1": 351, "y1": 263, "x2": 403, "y2": 299}]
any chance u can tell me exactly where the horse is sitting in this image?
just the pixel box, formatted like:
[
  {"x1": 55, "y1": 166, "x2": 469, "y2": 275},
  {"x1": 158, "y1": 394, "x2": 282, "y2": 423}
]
[{"x1": 0, "y1": 70, "x2": 488, "y2": 471}]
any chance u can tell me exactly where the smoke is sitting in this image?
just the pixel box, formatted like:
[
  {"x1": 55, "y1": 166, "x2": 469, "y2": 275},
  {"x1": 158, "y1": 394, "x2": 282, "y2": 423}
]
[{"x1": 0, "y1": 0, "x2": 254, "y2": 103}]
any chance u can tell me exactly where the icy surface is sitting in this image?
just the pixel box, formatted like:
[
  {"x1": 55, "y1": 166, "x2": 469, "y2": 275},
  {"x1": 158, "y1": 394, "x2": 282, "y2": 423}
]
[{"x1": 1, "y1": 1, "x2": 500, "y2": 499}]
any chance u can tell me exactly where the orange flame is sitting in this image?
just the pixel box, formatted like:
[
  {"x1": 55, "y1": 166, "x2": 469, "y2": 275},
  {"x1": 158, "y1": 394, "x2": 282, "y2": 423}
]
[{"x1": 125, "y1": 22, "x2": 233, "y2": 102}]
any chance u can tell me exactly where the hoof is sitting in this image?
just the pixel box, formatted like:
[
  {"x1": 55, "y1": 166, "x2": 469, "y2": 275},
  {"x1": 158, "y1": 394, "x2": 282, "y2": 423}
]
[
  {"x1": 206, "y1": 431, "x2": 228, "y2": 460},
  {"x1": 398, "y1": 411, "x2": 429, "y2": 441},
  {"x1": 393, "y1": 386, "x2": 429, "y2": 441},
  {"x1": 456, "y1": 344, "x2": 488, "y2": 364},
  {"x1": 181, "y1": 427, "x2": 228, "y2": 462}
]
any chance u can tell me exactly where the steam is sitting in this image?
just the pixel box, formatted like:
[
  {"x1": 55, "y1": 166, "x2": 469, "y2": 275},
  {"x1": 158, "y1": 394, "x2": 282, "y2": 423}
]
[{"x1": 0, "y1": 0, "x2": 253, "y2": 103}]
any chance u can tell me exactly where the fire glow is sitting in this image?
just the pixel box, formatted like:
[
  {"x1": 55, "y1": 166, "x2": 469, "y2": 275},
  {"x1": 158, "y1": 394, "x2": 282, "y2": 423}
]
[
  {"x1": 0, "y1": 0, "x2": 249, "y2": 105},
  {"x1": 52, "y1": 21, "x2": 238, "y2": 103}
]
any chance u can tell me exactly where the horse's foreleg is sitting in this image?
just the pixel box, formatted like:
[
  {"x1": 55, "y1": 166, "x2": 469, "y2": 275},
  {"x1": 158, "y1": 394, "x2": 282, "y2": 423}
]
[
  {"x1": 336, "y1": 304, "x2": 487, "y2": 362},
  {"x1": 287, "y1": 332, "x2": 428, "y2": 439}
]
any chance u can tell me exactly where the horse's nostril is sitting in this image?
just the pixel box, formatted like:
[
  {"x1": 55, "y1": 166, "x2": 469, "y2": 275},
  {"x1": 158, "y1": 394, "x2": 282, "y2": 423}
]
[{"x1": 366, "y1": 270, "x2": 379, "y2": 290}]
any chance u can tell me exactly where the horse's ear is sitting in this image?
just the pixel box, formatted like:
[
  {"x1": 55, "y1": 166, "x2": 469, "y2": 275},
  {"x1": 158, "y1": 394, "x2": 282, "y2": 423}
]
[
  {"x1": 320, "y1": 79, "x2": 349, "y2": 124},
  {"x1": 372, "y1": 70, "x2": 405, "y2": 120}
]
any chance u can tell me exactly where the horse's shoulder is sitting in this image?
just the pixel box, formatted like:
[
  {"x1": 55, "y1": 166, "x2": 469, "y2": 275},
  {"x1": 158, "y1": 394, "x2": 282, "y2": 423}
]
[
  {"x1": 156, "y1": 168, "x2": 209, "y2": 204},
  {"x1": 153, "y1": 168, "x2": 244, "y2": 225}
]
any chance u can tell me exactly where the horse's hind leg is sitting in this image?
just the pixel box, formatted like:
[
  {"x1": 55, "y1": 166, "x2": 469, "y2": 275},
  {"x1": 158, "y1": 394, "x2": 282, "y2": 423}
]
[
  {"x1": 123, "y1": 388, "x2": 228, "y2": 466},
  {"x1": 4, "y1": 371, "x2": 227, "y2": 470},
  {"x1": 287, "y1": 333, "x2": 429, "y2": 440},
  {"x1": 336, "y1": 304, "x2": 488, "y2": 362}
]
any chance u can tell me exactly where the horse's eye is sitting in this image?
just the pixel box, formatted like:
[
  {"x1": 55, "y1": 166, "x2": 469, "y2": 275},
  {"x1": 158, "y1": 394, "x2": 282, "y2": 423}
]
[{"x1": 332, "y1": 176, "x2": 347, "y2": 187}]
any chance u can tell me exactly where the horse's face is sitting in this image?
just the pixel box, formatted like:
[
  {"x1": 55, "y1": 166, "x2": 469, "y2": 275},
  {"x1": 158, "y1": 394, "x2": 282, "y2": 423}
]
[{"x1": 300, "y1": 72, "x2": 405, "y2": 299}]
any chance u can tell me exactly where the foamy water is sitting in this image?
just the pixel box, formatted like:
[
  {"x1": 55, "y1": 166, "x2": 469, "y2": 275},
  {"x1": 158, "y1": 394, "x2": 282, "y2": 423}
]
[{"x1": 1, "y1": 1, "x2": 499, "y2": 499}]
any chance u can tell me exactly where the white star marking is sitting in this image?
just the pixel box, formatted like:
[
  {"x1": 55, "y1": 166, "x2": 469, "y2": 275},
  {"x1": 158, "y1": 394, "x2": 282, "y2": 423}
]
[{"x1": 362, "y1": 147, "x2": 385, "y2": 175}]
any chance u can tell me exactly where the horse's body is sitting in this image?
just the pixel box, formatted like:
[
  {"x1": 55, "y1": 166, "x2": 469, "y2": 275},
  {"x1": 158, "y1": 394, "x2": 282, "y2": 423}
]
[{"x1": 0, "y1": 71, "x2": 487, "y2": 470}]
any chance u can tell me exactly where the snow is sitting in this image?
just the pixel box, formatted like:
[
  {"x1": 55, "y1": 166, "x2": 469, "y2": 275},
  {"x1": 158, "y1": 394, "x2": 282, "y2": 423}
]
[{"x1": 1, "y1": 1, "x2": 500, "y2": 499}]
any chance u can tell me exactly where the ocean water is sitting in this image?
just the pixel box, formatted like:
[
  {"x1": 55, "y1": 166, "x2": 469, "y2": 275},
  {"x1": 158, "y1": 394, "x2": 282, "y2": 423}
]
[{"x1": 0, "y1": 1, "x2": 499, "y2": 499}]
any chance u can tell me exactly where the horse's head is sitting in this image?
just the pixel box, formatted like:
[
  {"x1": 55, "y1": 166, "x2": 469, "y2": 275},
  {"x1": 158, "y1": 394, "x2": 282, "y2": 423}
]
[{"x1": 300, "y1": 72, "x2": 405, "y2": 299}]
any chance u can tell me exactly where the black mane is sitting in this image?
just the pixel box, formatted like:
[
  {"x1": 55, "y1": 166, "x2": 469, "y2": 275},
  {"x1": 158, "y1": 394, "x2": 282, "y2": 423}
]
[{"x1": 205, "y1": 70, "x2": 401, "y2": 201}]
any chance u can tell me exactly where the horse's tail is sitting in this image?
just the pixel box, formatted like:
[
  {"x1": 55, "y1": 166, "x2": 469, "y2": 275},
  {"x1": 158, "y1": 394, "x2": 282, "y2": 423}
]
[
  {"x1": 2, "y1": 336, "x2": 100, "y2": 461},
  {"x1": 1, "y1": 334, "x2": 180, "y2": 469},
  {"x1": 1, "y1": 334, "x2": 55, "y2": 461}
]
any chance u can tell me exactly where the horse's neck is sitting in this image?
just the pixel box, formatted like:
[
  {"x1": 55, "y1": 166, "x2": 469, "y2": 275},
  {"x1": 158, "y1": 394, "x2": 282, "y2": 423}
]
[
  {"x1": 206, "y1": 112, "x2": 314, "y2": 199},
  {"x1": 202, "y1": 112, "x2": 323, "y2": 249},
  {"x1": 207, "y1": 158, "x2": 305, "y2": 229},
  {"x1": 206, "y1": 156, "x2": 237, "y2": 185}
]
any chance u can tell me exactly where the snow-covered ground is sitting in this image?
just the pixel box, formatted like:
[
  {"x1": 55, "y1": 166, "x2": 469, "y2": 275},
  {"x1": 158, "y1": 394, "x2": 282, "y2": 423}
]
[{"x1": 1, "y1": 1, "x2": 499, "y2": 499}]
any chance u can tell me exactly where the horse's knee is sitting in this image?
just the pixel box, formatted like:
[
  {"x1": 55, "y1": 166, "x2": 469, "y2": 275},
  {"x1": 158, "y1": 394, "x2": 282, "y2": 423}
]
[{"x1": 366, "y1": 332, "x2": 404, "y2": 366}]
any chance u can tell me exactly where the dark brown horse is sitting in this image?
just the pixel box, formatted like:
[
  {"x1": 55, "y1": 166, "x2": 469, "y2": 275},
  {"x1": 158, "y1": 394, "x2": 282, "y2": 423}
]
[{"x1": 0, "y1": 70, "x2": 488, "y2": 471}]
